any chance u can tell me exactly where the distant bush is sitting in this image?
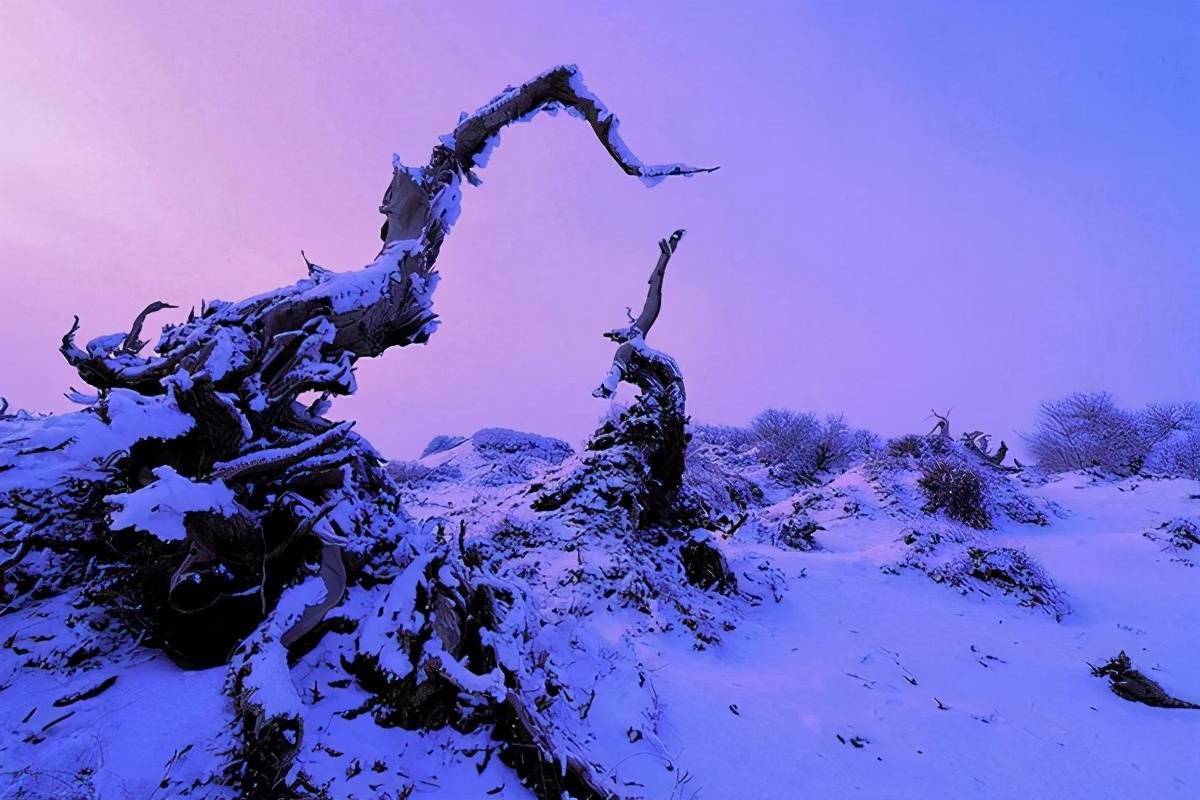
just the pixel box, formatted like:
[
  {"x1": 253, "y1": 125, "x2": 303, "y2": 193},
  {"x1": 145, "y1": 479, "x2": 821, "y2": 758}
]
[
  {"x1": 886, "y1": 434, "x2": 928, "y2": 459},
  {"x1": 684, "y1": 439, "x2": 762, "y2": 519},
  {"x1": 1144, "y1": 430, "x2": 1200, "y2": 480},
  {"x1": 690, "y1": 423, "x2": 756, "y2": 452},
  {"x1": 1026, "y1": 393, "x2": 1198, "y2": 476},
  {"x1": 918, "y1": 459, "x2": 991, "y2": 529},
  {"x1": 750, "y1": 408, "x2": 874, "y2": 483}
]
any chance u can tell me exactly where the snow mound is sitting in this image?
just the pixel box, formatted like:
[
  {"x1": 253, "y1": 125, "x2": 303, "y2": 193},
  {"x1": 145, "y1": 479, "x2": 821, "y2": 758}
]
[
  {"x1": 392, "y1": 428, "x2": 573, "y2": 487},
  {"x1": 890, "y1": 525, "x2": 1072, "y2": 620}
]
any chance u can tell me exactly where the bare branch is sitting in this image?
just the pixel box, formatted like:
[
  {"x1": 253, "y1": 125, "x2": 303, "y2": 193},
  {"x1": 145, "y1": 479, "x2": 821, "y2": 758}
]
[
  {"x1": 210, "y1": 421, "x2": 355, "y2": 482},
  {"x1": 122, "y1": 301, "x2": 177, "y2": 355},
  {"x1": 450, "y1": 65, "x2": 718, "y2": 182}
]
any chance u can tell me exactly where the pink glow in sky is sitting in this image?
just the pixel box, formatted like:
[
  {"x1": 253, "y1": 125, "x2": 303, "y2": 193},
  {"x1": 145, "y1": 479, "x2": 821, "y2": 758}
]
[{"x1": 1, "y1": 2, "x2": 1197, "y2": 458}]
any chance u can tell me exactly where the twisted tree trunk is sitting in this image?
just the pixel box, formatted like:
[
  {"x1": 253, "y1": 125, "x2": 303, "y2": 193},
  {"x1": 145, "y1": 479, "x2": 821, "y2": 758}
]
[
  {"x1": 536, "y1": 231, "x2": 700, "y2": 530},
  {"x1": 44, "y1": 65, "x2": 712, "y2": 664},
  {"x1": 0, "y1": 65, "x2": 712, "y2": 799}
]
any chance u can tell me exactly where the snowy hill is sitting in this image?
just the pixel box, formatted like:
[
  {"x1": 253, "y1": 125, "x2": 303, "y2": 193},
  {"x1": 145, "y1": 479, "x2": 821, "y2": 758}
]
[
  {"x1": 389, "y1": 428, "x2": 574, "y2": 488},
  {"x1": 2, "y1": 411, "x2": 1199, "y2": 799}
]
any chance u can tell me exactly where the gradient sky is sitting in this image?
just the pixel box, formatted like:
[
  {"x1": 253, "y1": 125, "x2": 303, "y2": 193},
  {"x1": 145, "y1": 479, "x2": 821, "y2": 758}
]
[{"x1": 2, "y1": 1, "x2": 1197, "y2": 459}]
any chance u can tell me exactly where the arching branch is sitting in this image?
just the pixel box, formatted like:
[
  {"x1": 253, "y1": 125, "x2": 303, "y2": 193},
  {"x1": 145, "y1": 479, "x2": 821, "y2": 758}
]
[{"x1": 450, "y1": 65, "x2": 718, "y2": 183}]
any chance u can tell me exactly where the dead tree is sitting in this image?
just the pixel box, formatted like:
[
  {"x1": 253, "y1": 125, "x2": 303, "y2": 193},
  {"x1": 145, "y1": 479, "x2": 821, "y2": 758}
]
[
  {"x1": 928, "y1": 408, "x2": 952, "y2": 440},
  {"x1": 26, "y1": 66, "x2": 713, "y2": 668},
  {"x1": 962, "y1": 430, "x2": 1005, "y2": 462},
  {"x1": 962, "y1": 430, "x2": 1012, "y2": 469},
  {"x1": 535, "y1": 230, "x2": 698, "y2": 529},
  {"x1": 0, "y1": 65, "x2": 714, "y2": 799},
  {"x1": 592, "y1": 228, "x2": 687, "y2": 403}
]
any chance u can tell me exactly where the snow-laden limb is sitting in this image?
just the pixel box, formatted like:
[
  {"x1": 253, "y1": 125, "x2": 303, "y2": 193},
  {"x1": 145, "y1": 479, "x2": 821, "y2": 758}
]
[
  {"x1": 447, "y1": 65, "x2": 717, "y2": 188},
  {"x1": 225, "y1": 579, "x2": 324, "y2": 797},
  {"x1": 210, "y1": 420, "x2": 354, "y2": 482}
]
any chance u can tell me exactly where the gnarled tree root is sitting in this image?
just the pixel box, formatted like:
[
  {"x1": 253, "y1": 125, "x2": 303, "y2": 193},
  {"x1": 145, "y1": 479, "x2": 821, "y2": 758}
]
[{"x1": 348, "y1": 551, "x2": 617, "y2": 800}]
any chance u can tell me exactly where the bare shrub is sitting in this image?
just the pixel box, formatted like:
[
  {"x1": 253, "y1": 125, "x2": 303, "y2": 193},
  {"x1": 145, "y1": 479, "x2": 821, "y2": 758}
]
[
  {"x1": 749, "y1": 408, "x2": 873, "y2": 482},
  {"x1": 1027, "y1": 393, "x2": 1198, "y2": 476},
  {"x1": 1144, "y1": 429, "x2": 1200, "y2": 480},
  {"x1": 691, "y1": 423, "x2": 756, "y2": 452},
  {"x1": 886, "y1": 434, "x2": 929, "y2": 460},
  {"x1": 1026, "y1": 392, "x2": 1145, "y2": 475},
  {"x1": 937, "y1": 546, "x2": 1070, "y2": 620},
  {"x1": 918, "y1": 459, "x2": 991, "y2": 529}
]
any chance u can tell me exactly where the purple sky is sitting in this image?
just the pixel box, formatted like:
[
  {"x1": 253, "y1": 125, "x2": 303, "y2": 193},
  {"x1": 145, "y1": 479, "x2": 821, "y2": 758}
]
[{"x1": 2, "y1": 2, "x2": 1198, "y2": 459}]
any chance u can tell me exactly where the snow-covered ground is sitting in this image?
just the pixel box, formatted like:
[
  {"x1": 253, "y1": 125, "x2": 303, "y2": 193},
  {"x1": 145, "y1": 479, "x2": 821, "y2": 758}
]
[
  {"x1": 636, "y1": 473, "x2": 1200, "y2": 799},
  {"x1": 2, "y1": 423, "x2": 1199, "y2": 799}
]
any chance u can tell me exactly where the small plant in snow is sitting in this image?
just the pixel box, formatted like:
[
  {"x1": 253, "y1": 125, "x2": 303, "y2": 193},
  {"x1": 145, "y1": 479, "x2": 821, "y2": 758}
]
[
  {"x1": 775, "y1": 516, "x2": 823, "y2": 551},
  {"x1": 1144, "y1": 516, "x2": 1200, "y2": 566},
  {"x1": 918, "y1": 459, "x2": 992, "y2": 529},
  {"x1": 886, "y1": 434, "x2": 930, "y2": 460}
]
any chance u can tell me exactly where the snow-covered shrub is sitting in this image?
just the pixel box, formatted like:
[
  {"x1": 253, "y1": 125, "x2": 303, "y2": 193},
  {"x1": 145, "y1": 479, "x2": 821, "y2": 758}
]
[
  {"x1": 1144, "y1": 517, "x2": 1200, "y2": 566},
  {"x1": 886, "y1": 434, "x2": 929, "y2": 460},
  {"x1": 884, "y1": 433, "x2": 952, "y2": 462},
  {"x1": 893, "y1": 528, "x2": 1070, "y2": 619},
  {"x1": 775, "y1": 516, "x2": 823, "y2": 551},
  {"x1": 690, "y1": 422, "x2": 756, "y2": 452},
  {"x1": 918, "y1": 459, "x2": 991, "y2": 529},
  {"x1": 991, "y1": 484, "x2": 1050, "y2": 526},
  {"x1": 683, "y1": 439, "x2": 762, "y2": 522},
  {"x1": 934, "y1": 546, "x2": 1070, "y2": 620},
  {"x1": 1026, "y1": 393, "x2": 1198, "y2": 476},
  {"x1": 1144, "y1": 429, "x2": 1200, "y2": 480},
  {"x1": 680, "y1": 530, "x2": 737, "y2": 594},
  {"x1": 749, "y1": 408, "x2": 872, "y2": 482}
]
